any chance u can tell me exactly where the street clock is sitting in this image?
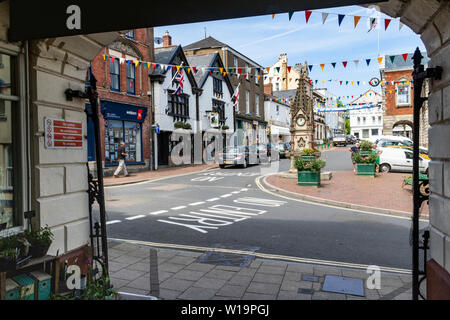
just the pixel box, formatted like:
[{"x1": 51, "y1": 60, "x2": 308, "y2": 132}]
[{"x1": 296, "y1": 116, "x2": 306, "y2": 126}]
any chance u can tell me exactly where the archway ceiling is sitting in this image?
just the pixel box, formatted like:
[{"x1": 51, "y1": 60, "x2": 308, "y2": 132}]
[{"x1": 9, "y1": 0, "x2": 384, "y2": 41}]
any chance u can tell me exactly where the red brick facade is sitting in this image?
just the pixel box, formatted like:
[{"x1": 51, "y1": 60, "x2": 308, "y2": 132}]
[
  {"x1": 90, "y1": 28, "x2": 154, "y2": 174},
  {"x1": 382, "y1": 69, "x2": 414, "y2": 116}
]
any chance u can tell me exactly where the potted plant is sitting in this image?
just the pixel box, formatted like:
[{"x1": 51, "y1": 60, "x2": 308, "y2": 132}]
[
  {"x1": 354, "y1": 153, "x2": 378, "y2": 177},
  {"x1": 53, "y1": 276, "x2": 117, "y2": 300},
  {"x1": 174, "y1": 121, "x2": 186, "y2": 129},
  {"x1": 301, "y1": 148, "x2": 316, "y2": 161},
  {"x1": 0, "y1": 247, "x2": 19, "y2": 272},
  {"x1": 183, "y1": 123, "x2": 192, "y2": 130},
  {"x1": 221, "y1": 125, "x2": 230, "y2": 131},
  {"x1": 25, "y1": 226, "x2": 54, "y2": 258},
  {"x1": 359, "y1": 140, "x2": 373, "y2": 156},
  {"x1": 294, "y1": 158, "x2": 326, "y2": 187}
]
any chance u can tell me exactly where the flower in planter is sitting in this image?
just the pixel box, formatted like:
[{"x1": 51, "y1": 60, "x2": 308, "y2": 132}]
[
  {"x1": 302, "y1": 148, "x2": 316, "y2": 155},
  {"x1": 294, "y1": 158, "x2": 326, "y2": 172},
  {"x1": 359, "y1": 140, "x2": 374, "y2": 152},
  {"x1": 354, "y1": 153, "x2": 378, "y2": 164}
]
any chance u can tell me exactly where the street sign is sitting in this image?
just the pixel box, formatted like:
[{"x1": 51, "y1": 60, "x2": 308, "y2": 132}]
[
  {"x1": 44, "y1": 118, "x2": 83, "y2": 149},
  {"x1": 8, "y1": 0, "x2": 384, "y2": 41},
  {"x1": 155, "y1": 124, "x2": 160, "y2": 135}
]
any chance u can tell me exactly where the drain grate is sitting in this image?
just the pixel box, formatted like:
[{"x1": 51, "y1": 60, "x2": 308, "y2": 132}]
[
  {"x1": 322, "y1": 275, "x2": 365, "y2": 297},
  {"x1": 196, "y1": 245, "x2": 260, "y2": 268}
]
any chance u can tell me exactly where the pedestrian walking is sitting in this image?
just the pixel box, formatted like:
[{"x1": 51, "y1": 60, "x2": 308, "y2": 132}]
[
  {"x1": 349, "y1": 143, "x2": 360, "y2": 173},
  {"x1": 114, "y1": 142, "x2": 129, "y2": 178},
  {"x1": 372, "y1": 143, "x2": 383, "y2": 173}
]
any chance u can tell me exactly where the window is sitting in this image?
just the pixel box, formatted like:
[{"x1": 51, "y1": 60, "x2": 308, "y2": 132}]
[
  {"x1": 212, "y1": 100, "x2": 225, "y2": 125},
  {"x1": 110, "y1": 58, "x2": 120, "y2": 92},
  {"x1": 275, "y1": 83, "x2": 280, "y2": 91},
  {"x1": 363, "y1": 117, "x2": 366, "y2": 125},
  {"x1": 397, "y1": 84, "x2": 410, "y2": 106},
  {"x1": 126, "y1": 63, "x2": 135, "y2": 95},
  {"x1": 125, "y1": 30, "x2": 135, "y2": 40},
  {"x1": 378, "y1": 116, "x2": 382, "y2": 124},
  {"x1": 213, "y1": 77, "x2": 223, "y2": 95},
  {"x1": 371, "y1": 129, "x2": 379, "y2": 136},
  {"x1": 245, "y1": 63, "x2": 249, "y2": 80},
  {"x1": 405, "y1": 151, "x2": 413, "y2": 159},
  {"x1": 234, "y1": 57, "x2": 238, "y2": 69},
  {"x1": 357, "y1": 117, "x2": 360, "y2": 124},
  {"x1": 372, "y1": 116, "x2": 376, "y2": 124},
  {"x1": 255, "y1": 94, "x2": 260, "y2": 116},
  {"x1": 362, "y1": 129, "x2": 370, "y2": 139},
  {"x1": 245, "y1": 91, "x2": 250, "y2": 114},
  {"x1": 104, "y1": 120, "x2": 142, "y2": 163},
  {"x1": 168, "y1": 92, "x2": 190, "y2": 122}
]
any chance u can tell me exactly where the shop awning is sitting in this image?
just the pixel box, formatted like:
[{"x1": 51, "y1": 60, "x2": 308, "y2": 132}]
[{"x1": 271, "y1": 126, "x2": 291, "y2": 136}]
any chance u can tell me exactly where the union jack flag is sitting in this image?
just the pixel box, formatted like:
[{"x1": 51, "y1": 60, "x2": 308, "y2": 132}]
[{"x1": 174, "y1": 71, "x2": 184, "y2": 95}]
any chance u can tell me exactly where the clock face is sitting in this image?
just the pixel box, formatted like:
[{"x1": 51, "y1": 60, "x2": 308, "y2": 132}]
[{"x1": 297, "y1": 117, "x2": 306, "y2": 126}]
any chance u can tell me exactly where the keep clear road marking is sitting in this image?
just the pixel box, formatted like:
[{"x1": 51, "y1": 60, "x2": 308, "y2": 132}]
[
  {"x1": 149, "y1": 210, "x2": 168, "y2": 216},
  {"x1": 158, "y1": 197, "x2": 287, "y2": 234},
  {"x1": 221, "y1": 194, "x2": 232, "y2": 198},
  {"x1": 171, "y1": 206, "x2": 187, "y2": 211},
  {"x1": 207, "y1": 198, "x2": 220, "y2": 202},
  {"x1": 189, "y1": 202, "x2": 206, "y2": 206},
  {"x1": 106, "y1": 220, "x2": 121, "y2": 225},
  {"x1": 126, "y1": 215, "x2": 146, "y2": 221}
]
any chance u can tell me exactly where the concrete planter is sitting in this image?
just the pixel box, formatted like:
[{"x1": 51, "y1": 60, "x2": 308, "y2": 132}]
[
  {"x1": 298, "y1": 170, "x2": 321, "y2": 187},
  {"x1": 356, "y1": 163, "x2": 376, "y2": 176}
]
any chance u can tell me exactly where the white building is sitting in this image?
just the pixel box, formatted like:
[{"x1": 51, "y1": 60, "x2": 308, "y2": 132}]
[
  {"x1": 264, "y1": 95, "x2": 291, "y2": 143},
  {"x1": 264, "y1": 53, "x2": 303, "y2": 92},
  {"x1": 349, "y1": 89, "x2": 383, "y2": 142},
  {"x1": 313, "y1": 88, "x2": 345, "y2": 138},
  {"x1": 313, "y1": 91, "x2": 327, "y2": 144}
]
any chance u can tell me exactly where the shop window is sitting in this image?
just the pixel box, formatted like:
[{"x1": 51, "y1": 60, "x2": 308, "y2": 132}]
[
  {"x1": 396, "y1": 84, "x2": 410, "y2": 106},
  {"x1": 168, "y1": 93, "x2": 189, "y2": 122},
  {"x1": 110, "y1": 58, "x2": 120, "y2": 92},
  {"x1": 104, "y1": 120, "x2": 142, "y2": 164},
  {"x1": 126, "y1": 63, "x2": 136, "y2": 95}
]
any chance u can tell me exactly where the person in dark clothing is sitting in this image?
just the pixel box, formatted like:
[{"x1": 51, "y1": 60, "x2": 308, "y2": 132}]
[
  {"x1": 114, "y1": 142, "x2": 129, "y2": 178},
  {"x1": 349, "y1": 143, "x2": 360, "y2": 173}
]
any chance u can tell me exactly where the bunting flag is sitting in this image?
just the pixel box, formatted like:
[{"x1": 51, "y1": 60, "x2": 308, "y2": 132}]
[
  {"x1": 288, "y1": 11, "x2": 294, "y2": 21},
  {"x1": 377, "y1": 56, "x2": 383, "y2": 65},
  {"x1": 308, "y1": 65, "x2": 313, "y2": 72},
  {"x1": 342, "y1": 61, "x2": 348, "y2": 68},
  {"x1": 368, "y1": 18, "x2": 377, "y2": 32},
  {"x1": 399, "y1": 21, "x2": 404, "y2": 30},
  {"x1": 275, "y1": 67, "x2": 280, "y2": 73},
  {"x1": 266, "y1": 67, "x2": 270, "y2": 73},
  {"x1": 320, "y1": 64, "x2": 325, "y2": 71},
  {"x1": 389, "y1": 56, "x2": 396, "y2": 63},
  {"x1": 287, "y1": 66, "x2": 292, "y2": 73},
  {"x1": 354, "y1": 60, "x2": 359, "y2": 68},
  {"x1": 402, "y1": 53, "x2": 408, "y2": 62},
  {"x1": 366, "y1": 59, "x2": 371, "y2": 66},
  {"x1": 322, "y1": 12, "x2": 329, "y2": 24},
  {"x1": 331, "y1": 62, "x2": 336, "y2": 68},
  {"x1": 338, "y1": 14, "x2": 345, "y2": 27},
  {"x1": 305, "y1": 10, "x2": 312, "y2": 23},
  {"x1": 384, "y1": 19, "x2": 391, "y2": 30},
  {"x1": 354, "y1": 16, "x2": 361, "y2": 28}
]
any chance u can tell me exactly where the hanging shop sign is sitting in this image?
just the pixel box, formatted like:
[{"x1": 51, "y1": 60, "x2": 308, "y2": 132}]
[
  {"x1": 210, "y1": 112, "x2": 220, "y2": 128},
  {"x1": 8, "y1": 0, "x2": 382, "y2": 41},
  {"x1": 44, "y1": 118, "x2": 83, "y2": 149}
]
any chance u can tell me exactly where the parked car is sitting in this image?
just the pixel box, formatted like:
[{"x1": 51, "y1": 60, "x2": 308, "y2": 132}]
[
  {"x1": 376, "y1": 138, "x2": 429, "y2": 160},
  {"x1": 346, "y1": 135, "x2": 357, "y2": 144},
  {"x1": 278, "y1": 142, "x2": 291, "y2": 159},
  {"x1": 254, "y1": 143, "x2": 271, "y2": 163},
  {"x1": 218, "y1": 145, "x2": 260, "y2": 168},
  {"x1": 333, "y1": 134, "x2": 348, "y2": 147},
  {"x1": 378, "y1": 148, "x2": 429, "y2": 174}
]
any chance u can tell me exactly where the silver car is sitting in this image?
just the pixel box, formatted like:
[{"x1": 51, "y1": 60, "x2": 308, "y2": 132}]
[{"x1": 218, "y1": 146, "x2": 260, "y2": 168}]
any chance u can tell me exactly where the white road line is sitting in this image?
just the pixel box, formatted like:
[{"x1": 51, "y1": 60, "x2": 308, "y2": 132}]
[
  {"x1": 189, "y1": 202, "x2": 206, "y2": 206},
  {"x1": 231, "y1": 191, "x2": 240, "y2": 194},
  {"x1": 106, "y1": 220, "x2": 121, "y2": 225},
  {"x1": 221, "y1": 194, "x2": 232, "y2": 198},
  {"x1": 207, "y1": 198, "x2": 220, "y2": 202},
  {"x1": 126, "y1": 215, "x2": 146, "y2": 221},
  {"x1": 171, "y1": 206, "x2": 187, "y2": 211},
  {"x1": 149, "y1": 210, "x2": 168, "y2": 216},
  {"x1": 241, "y1": 188, "x2": 248, "y2": 192}
]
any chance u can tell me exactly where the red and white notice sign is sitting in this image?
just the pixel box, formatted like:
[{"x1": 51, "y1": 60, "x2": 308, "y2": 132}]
[{"x1": 44, "y1": 118, "x2": 83, "y2": 149}]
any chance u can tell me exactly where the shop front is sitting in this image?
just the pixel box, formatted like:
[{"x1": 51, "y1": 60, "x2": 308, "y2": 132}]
[{"x1": 98, "y1": 101, "x2": 148, "y2": 173}]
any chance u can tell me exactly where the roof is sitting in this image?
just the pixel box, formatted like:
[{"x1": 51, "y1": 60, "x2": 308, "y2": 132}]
[
  {"x1": 272, "y1": 89, "x2": 297, "y2": 100},
  {"x1": 183, "y1": 37, "x2": 228, "y2": 51},
  {"x1": 382, "y1": 52, "x2": 429, "y2": 70}
]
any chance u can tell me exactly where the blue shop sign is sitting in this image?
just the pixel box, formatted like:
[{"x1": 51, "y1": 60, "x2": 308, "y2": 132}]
[{"x1": 101, "y1": 101, "x2": 148, "y2": 123}]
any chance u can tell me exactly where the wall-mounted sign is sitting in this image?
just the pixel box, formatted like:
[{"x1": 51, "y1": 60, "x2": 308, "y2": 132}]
[
  {"x1": 369, "y1": 78, "x2": 380, "y2": 87},
  {"x1": 210, "y1": 112, "x2": 219, "y2": 128},
  {"x1": 44, "y1": 118, "x2": 83, "y2": 149}
]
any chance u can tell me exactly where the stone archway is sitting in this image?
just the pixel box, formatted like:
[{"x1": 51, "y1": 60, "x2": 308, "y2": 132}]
[{"x1": 392, "y1": 120, "x2": 414, "y2": 138}]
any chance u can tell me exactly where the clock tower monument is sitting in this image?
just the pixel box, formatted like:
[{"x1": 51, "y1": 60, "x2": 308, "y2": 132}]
[{"x1": 289, "y1": 63, "x2": 315, "y2": 173}]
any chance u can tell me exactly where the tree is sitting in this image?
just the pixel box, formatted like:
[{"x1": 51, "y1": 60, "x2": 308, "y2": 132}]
[{"x1": 345, "y1": 118, "x2": 351, "y2": 135}]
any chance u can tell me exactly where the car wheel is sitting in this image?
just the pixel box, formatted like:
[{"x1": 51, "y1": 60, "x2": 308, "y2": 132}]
[{"x1": 379, "y1": 163, "x2": 391, "y2": 173}]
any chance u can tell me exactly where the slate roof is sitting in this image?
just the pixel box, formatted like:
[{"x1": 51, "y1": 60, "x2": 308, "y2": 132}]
[
  {"x1": 272, "y1": 89, "x2": 297, "y2": 100},
  {"x1": 186, "y1": 53, "x2": 216, "y2": 86},
  {"x1": 183, "y1": 37, "x2": 228, "y2": 51},
  {"x1": 383, "y1": 52, "x2": 429, "y2": 70}
]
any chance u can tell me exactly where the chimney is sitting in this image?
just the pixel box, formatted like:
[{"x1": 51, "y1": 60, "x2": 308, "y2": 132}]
[
  {"x1": 163, "y1": 31, "x2": 172, "y2": 47},
  {"x1": 264, "y1": 83, "x2": 273, "y2": 96}
]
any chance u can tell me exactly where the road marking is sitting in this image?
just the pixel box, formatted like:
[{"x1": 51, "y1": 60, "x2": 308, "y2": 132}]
[
  {"x1": 189, "y1": 202, "x2": 206, "y2": 206},
  {"x1": 221, "y1": 194, "x2": 232, "y2": 198},
  {"x1": 126, "y1": 215, "x2": 146, "y2": 221},
  {"x1": 110, "y1": 238, "x2": 412, "y2": 275},
  {"x1": 171, "y1": 206, "x2": 187, "y2": 211},
  {"x1": 231, "y1": 191, "x2": 240, "y2": 194},
  {"x1": 106, "y1": 220, "x2": 121, "y2": 225},
  {"x1": 207, "y1": 198, "x2": 220, "y2": 202},
  {"x1": 149, "y1": 210, "x2": 168, "y2": 216},
  {"x1": 241, "y1": 188, "x2": 248, "y2": 192}
]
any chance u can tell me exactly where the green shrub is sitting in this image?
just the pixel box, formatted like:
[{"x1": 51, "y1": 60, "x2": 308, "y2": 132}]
[
  {"x1": 359, "y1": 140, "x2": 373, "y2": 151},
  {"x1": 221, "y1": 125, "x2": 230, "y2": 130},
  {"x1": 302, "y1": 148, "x2": 316, "y2": 155},
  {"x1": 354, "y1": 154, "x2": 378, "y2": 164},
  {"x1": 25, "y1": 226, "x2": 54, "y2": 247},
  {"x1": 174, "y1": 121, "x2": 185, "y2": 129},
  {"x1": 183, "y1": 123, "x2": 192, "y2": 130},
  {"x1": 294, "y1": 158, "x2": 326, "y2": 172}
]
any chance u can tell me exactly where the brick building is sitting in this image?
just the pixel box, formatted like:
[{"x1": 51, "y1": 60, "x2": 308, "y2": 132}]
[
  {"x1": 380, "y1": 52, "x2": 429, "y2": 147},
  {"x1": 90, "y1": 29, "x2": 154, "y2": 175}
]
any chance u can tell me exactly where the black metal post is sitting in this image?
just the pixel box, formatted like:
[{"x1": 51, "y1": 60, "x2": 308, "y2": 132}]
[{"x1": 86, "y1": 74, "x2": 109, "y2": 274}]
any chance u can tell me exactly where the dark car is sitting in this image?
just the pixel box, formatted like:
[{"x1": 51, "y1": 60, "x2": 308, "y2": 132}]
[{"x1": 218, "y1": 145, "x2": 260, "y2": 168}]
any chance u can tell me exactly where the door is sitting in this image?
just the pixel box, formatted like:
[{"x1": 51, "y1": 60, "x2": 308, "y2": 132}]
[{"x1": 158, "y1": 131, "x2": 170, "y2": 166}]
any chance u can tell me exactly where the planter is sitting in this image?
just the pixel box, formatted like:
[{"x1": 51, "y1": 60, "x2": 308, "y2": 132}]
[
  {"x1": 359, "y1": 151, "x2": 372, "y2": 156},
  {"x1": 298, "y1": 170, "x2": 321, "y2": 187},
  {"x1": 356, "y1": 163, "x2": 376, "y2": 176},
  {"x1": 29, "y1": 244, "x2": 50, "y2": 258},
  {"x1": 301, "y1": 155, "x2": 316, "y2": 162}
]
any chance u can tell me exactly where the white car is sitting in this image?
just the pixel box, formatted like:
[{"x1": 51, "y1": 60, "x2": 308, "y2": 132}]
[{"x1": 378, "y1": 148, "x2": 429, "y2": 174}]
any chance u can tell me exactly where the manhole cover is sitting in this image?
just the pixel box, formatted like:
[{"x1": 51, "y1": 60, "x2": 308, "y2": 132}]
[
  {"x1": 302, "y1": 275, "x2": 319, "y2": 282},
  {"x1": 196, "y1": 245, "x2": 259, "y2": 268},
  {"x1": 322, "y1": 275, "x2": 365, "y2": 297}
]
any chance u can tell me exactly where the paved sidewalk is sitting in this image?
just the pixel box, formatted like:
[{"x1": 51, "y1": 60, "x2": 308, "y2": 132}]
[
  {"x1": 107, "y1": 240, "x2": 414, "y2": 300},
  {"x1": 104, "y1": 163, "x2": 218, "y2": 187},
  {"x1": 264, "y1": 171, "x2": 429, "y2": 217}
]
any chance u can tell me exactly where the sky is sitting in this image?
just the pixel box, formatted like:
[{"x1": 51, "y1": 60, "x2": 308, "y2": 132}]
[{"x1": 154, "y1": 5, "x2": 425, "y2": 105}]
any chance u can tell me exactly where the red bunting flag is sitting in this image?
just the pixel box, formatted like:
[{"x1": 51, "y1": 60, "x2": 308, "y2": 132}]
[
  {"x1": 287, "y1": 66, "x2": 292, "y2": 73},
  {"x1": 238, "y1": 68, "x2": 242, "y2": 74},
  {"x1": 384, "y1": 19, "x2": 391, "y2": 30},
  {"x1": 402, "y1": 53, "x2": 408, "y2": 62},
  {"x1": 192, "y1": 67, "x2": 197, "y2": 73},
  {"x1": 342, "y1": 61, "x2": 348, "y2": 68},
  {"x1": 305, "y1": 10, "x2": 312, "y2": 23}
]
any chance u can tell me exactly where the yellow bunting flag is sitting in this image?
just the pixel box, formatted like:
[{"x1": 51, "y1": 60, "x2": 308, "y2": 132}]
[
  {"x1": 354, "y1": 16, "x2": 361, "y2": 28},
  {"x1": 176, "y1": 66, "x2": 180, "y2": 72},
  {"x1": 272, "y1": 14, "x2": 276, "y2": 19},
  {"x1": 320, "y1": 64, "x2": 325, "y2": 71},
  {"x1": 377, "y1": 57, "x2": 383, "y2": 65},
  {"x1": 266, "y1": 67, "x2": 270, "y2": 73},
  {"x1": 103, "y1": 55, "x2": 107, "y2": 61},
  {"x1": 219, "y1": 67, "x2": 223, "y2": 74},
  {"x1": 187, "y1": 68, "x2": 191, "y2": 74},
  {"x1": 322, "y1": 80, "x2": 325, "y2": 84}
]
